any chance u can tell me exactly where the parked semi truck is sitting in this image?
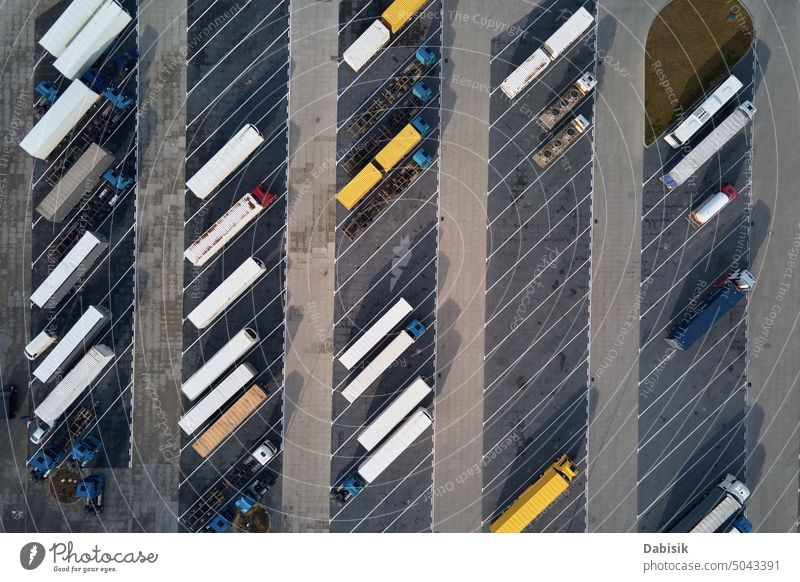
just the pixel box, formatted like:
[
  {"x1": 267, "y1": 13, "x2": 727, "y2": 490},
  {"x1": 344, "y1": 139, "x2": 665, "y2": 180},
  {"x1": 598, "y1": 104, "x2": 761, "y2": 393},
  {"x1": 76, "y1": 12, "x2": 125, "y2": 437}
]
[
  {"x1": 338, "y1": 298, "x2": 413, "y2": 369},
  {"x1": 665, "y1": 269, "x2": 755, "y2": 351},
  {"x1": 30, "y1": 231, "x2": 108, "y2": 309},
  {"x1": 664, "y1": 75, "x2": 743, "y2": 148},
  {"x1": 342, "y1": 148, "x2": 433, "y2": 240},
  {"x1": 341, "y1": 319, "x2": 426, "y2": 403},
  {"x1": 186, "y1": 124, "x2": 265, "y2": 199},
  {"x1": 184, "y1": 185, "x2": 276, "y2": 267},
  {"x1": 30, "y1": 344, "x2": 114, "y2": 444},
  {"x1": 357, "y1": 376, "x2": 432, "y2": 451},
  {"x1": 490, "y1": 454, "x2": 579, "y2": 533},
  {"x1": 37, "y1": 143, "x2": 115, "y2": 222},
  {"x1": 532, "y1": 114, "x2": 589, "y2": 168},
  {"x1": 187, "y1": 257, "x2": 267, "y2": 329},
  {"x1": 34, "y1": 81, "x2": 60, "y2": 117},
  {"x1": 661, "y1": 101, "x2": 756, "y2": 190},
  {"x1": 33, "y1": 305, "x2": 109, "y2": 383},
  {"x1": 688, "y1": 184, "x2": 738, "y2": 228},
  {"x1": 25, "y1": 329, "x2": 58, "y2": 361},
  {"x1": 536, "y1": 72, "x2": 597, "y2": 131},
  {"x1": 181, "y1": 328, "x2": 259, "y2": 401},
  {"x1": 500, "y1": 7, "x2": 594, "y2": 99},
  {"x1": 342, "y1": 81, "x2": 433, "y2": 175},
  {"x1": 192, "y1": 385, "x2": 267, "y2": 457},
  {"x1": 343, "y1": 0, "x2": 427, "y2": 72},
  {"x1": 337, "y1": 115, "x2": 430, "y2": 210},
  {"x1": 20, "y1": 79, "x2": 101, "y2": 160},
  {"x1": 39, "y1": 0, "x2": 105, "y2": 58},
  {"x1": 346, "y1": 47, "x2": 437, "y2": 139},
  {"x1": 670, "y1": 474, "x2": 750, "y2": 533},
  {"x1": 179, "y1": 364, "x2": 257, "y2": 434},
  {"x1": 53, "y1": 0, "x2": 133, "y2": 80},
  {"x1": 332, "y1": 408, "x2": 432, "y2": 504}
]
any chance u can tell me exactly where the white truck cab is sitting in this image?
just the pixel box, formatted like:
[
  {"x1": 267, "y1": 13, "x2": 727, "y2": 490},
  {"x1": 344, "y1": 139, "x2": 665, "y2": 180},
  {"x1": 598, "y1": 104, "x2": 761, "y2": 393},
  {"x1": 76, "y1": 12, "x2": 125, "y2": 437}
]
[{"x1": 251, "y1": 440, "x2": 278, "y2": 466}]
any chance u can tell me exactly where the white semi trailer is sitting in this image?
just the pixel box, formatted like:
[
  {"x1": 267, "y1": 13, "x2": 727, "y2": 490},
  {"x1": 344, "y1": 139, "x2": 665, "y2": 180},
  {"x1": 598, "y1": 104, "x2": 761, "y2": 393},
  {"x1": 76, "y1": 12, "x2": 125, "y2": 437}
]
[
  {"x1": 338, "y1": 298, "x2": 413, "y2": 370},
  {"x1": 178, "y1": 363, "x2": 256, "y2": 434},
  {"x1": 30, "y1": 231, "x2": 108, "y2": 309},
  {"x1": 670, "y1": 474, "x2": 750, "y2": 533},
  {"x1": 39, "y1": 0, "x2": 105, "y2": 58},
  {"x1": 187, "y1": 257, "x2": 267, "y2": 329},
  {"x1": 181, "y1": 328, "x2": 259, "y2": 401},
  {"x1": 30, "y1": 344, "x2": 114, "y2": 444},
  {"x1": 186, "y1": 125, "x2": 264, "y2": 199},
  {"x1": 33, "y1": 305, "x2": 109, "y2": 383},
  {"x1": 661, "y1": 101, "x2": 756, "y2": 190},
  {"x1": 184, "y1": 186, "x2": 275, "y2": 267},
  {"x1": 20, "y1": 80, "x2": 101, "y2": 160},
  {"x1": 500, "y1": 7, "x2": 594, "y2": 99},
  {"x1": 356, "y1": 376, "x2": 432, "y2": 451},
  {"x1": 341, "y1": 319, "x2": 426, "y2": 403},
  {"x1": 332, "y1": 408, "x2": 432, "y2": 504}
]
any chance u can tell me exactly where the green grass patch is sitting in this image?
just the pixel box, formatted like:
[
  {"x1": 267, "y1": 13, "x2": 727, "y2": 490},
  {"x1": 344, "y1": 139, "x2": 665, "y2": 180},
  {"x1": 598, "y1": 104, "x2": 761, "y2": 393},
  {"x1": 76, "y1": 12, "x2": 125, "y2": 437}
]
[{"x1": 644, "y1": 0, "x2": 754, "y2": 145}]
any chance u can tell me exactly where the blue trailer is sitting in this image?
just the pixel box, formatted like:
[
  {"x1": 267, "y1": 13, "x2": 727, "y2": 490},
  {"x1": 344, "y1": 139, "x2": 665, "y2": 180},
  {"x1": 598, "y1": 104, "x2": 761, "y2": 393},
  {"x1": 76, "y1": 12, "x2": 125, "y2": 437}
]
[{"x1": 665, "y1": 270, "x2": 755, "y2": 351}]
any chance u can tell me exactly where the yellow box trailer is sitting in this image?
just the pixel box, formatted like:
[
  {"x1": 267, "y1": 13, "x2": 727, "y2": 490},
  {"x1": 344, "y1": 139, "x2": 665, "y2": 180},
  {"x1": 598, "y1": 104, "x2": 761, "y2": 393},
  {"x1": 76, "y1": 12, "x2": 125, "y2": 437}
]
[
  {"x1": 381, "y1": 0, "x2": 427, "y2": 34},
  {"x1": 374, "y1": 124, "x2": 423, "y2": 172},
  {"x1": 336, "y1": 163, "x2": 383, "y2": 210},
  {"x1": 490, "y1": 454, "x2": 579, "y2": 533},
  {"x1": 192, "y1": 385, "x2": 266, "y2": 457}
]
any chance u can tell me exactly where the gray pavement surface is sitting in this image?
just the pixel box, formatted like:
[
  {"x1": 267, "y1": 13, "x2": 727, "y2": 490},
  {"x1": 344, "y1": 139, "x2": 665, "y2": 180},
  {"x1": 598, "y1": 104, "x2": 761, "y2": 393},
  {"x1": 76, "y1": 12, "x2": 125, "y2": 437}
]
[
  {"x1": 587, "y1": 0, "x2": 666, "y2": 533},
  {"x1": 131, "y1": 0, "x2": 186, "y2": 532},
  {"x1": 0, "y1": 0, "x2": 36, "y2": 535},
  {"x1": 281, "y1": 0, "x2": 338, "y2": 532},
  {"x1": 431, "y1": 0, "x2": 498, "y2": 534},
  {"x1": 745, "y1": 0, "x2": 800, "y2": 533}
]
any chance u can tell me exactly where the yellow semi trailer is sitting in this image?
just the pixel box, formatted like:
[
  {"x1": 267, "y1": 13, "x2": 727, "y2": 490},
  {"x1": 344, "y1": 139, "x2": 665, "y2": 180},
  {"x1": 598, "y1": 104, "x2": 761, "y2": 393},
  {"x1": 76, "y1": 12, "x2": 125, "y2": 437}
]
[{"x1": 490, "y1": 454, "x2": 579, "y2": 533}]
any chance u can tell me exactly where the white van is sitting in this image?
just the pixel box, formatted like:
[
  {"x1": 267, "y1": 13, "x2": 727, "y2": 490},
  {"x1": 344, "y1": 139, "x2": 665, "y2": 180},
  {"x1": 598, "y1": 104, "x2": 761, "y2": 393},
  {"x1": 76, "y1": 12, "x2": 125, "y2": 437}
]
[{"x1": 24, "y1": 329, "x2": 58, "y2": 360}]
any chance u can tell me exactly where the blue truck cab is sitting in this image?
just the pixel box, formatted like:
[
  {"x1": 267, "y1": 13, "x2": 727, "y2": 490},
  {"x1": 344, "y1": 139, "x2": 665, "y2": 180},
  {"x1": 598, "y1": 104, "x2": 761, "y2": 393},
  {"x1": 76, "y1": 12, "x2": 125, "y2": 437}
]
[
  {"x1": 331, "y1": 472, "x2": 367, "y2": 506},
  {"x1": 412, "y1": 81, "x2": 433, "y2": 104},
  {"x1": 28, "y1": 445, "x2": 65, "y2": 480},
  {"x1": 206, "y1": 510, "x2": 233, "y2": 533},
  {"x1": 34, "y1": 81, "x2": 59, "y2": 106},
  {"x1": 729, "y1": 515, "x2": 752, "y2": 533},
  {"x1": 70, "y1": 435, "x2": 102, "y2": 468},
  {"x1": 410, "y1": 115, "x2": 431, "y2": 138},
  {"x1": 103, "y1": 87, "x2": 135, "y2": 110},
  {"x1": 404, "y1": 319, "x2": 426, "y2": 340},
  {"x1": 415, "y1": 46, "x2": 437, "y2": 68},
  {"x1": 412, "y1": 148, "x2": 433, "y2": 169},
  {"x1": 103, "y1": 168, "x2": 134, "y2": 190},
  {"x1": 82, "y1": 68, "x2": 113, "y2": 92},
  {"x1": 76, "y1": 475, "x2": 105, "y2": 514}
]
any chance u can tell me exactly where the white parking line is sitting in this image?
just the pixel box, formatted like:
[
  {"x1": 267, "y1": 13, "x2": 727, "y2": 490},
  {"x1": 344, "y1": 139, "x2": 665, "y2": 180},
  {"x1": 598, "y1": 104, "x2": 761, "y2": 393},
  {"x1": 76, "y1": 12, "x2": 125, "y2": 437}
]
[
  {"x1": 187, "y1": 0, "x2": 255, "y2": 62},
  {"x1": 338, "y1": 0, "x2": 378, "y2": 35},
  {"x1": 488, "y1": 0, "x2": 569, "y2": 64}
]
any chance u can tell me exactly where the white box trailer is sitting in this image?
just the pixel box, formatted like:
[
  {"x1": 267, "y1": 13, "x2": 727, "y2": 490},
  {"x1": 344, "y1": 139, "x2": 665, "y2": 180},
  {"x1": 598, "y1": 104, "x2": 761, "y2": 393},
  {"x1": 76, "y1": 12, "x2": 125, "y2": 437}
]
[
  {"x1": 31, "y1": 344, "x2": 113, "y2": 442},
  {"x1": 343, "y1": 20, "x2": 391, "y2": 72},
  {"x1": 181, "y1": 327, "x2": 259, "y2": 401},
  {"x1": 39, "y1": 0, "x2": 105, "y2": 58},
  {"x1": 665, "y1": 75, "x2": 743, "y2": 148},
  {"x1": 20, "y1": 80, "x2": 101, "y2": 160},
  {"x1": 37, "y1": 143, "x2": 115, "y2": 222},
  {"x1": 341, "y1": 320, "x2": 425, "y2": 403},
  {"x1": 186, "y1": 124, "x2": 264, "y2": 199},
  {"x1": 33, "y1": 305, "x2": 109, "y2": 383},
  {"x1": 178, "y1": 363, "x2": 256, "y2": 434},
  {"x1": 357, "y1": 408, "x2": 432, "y2": 483},
  {"x1": 542, "y1": 7, "x2": 594, "y2": 59},
  {"x1": 357, "y1": 376, "x2": 431, "y2": 451},
  {"x1": 500, "y1": 48, "x2": 550, "y2": 100},
  {"x1": 184, "y1": 190, "x2": 271, "y2": 267},
  {"x1": 187, "y1": 257, "x2": 266, "y2": 329},
  {"x1": 671, "y1": 474, "x2": 750, "y2": 533},
  {"x1": 338, "y1": 298, "x2": 413, "y2": 370},
  {"x1": 661, "y1": 101, "x2": 756, "y2": 190},
  {"x1": 53, "y1": 0, "x2": 132, "y2": 80},
  {"x1": 30, "y1": 231, "x2": 108, "y2": 309}
]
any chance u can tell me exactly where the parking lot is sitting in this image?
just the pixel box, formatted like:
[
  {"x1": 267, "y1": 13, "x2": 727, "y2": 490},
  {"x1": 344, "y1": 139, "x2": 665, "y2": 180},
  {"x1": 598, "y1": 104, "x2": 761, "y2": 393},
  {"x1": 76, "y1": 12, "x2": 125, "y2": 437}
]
[
  {"x1": 329, "y1": 0, "x2": 441, "y2": 532},
  {"x1": 481, "y1": 0, "x2": 596, "y2": 533},
  {"x1": 25, "y1": 0, "x2": 139, "y2": 529},
  {"x1": 636, "y1": 52, "x2": 756, "y2": 532},
  {"x1": 178, "y1": 0, "x2": 289, "y2": 532}
]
